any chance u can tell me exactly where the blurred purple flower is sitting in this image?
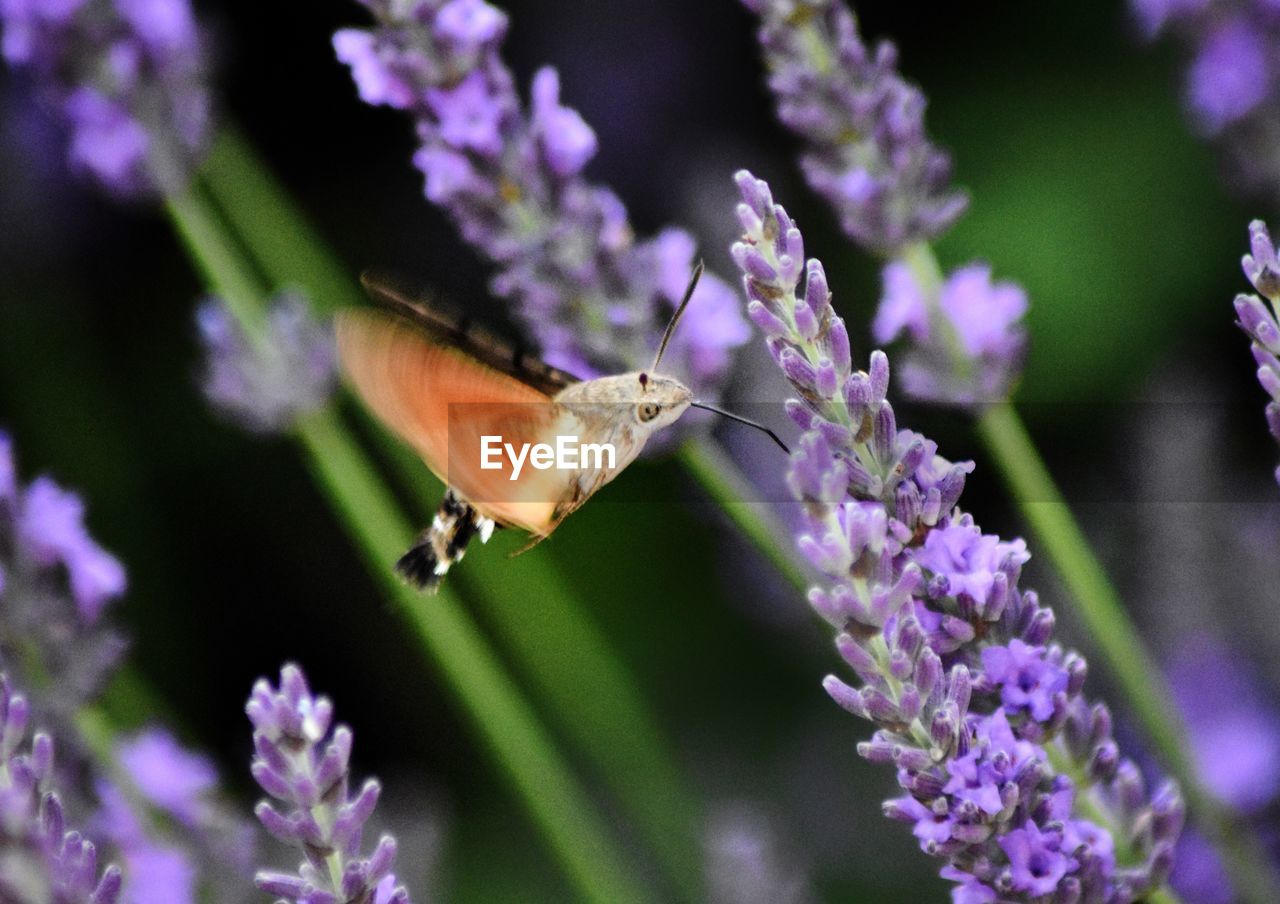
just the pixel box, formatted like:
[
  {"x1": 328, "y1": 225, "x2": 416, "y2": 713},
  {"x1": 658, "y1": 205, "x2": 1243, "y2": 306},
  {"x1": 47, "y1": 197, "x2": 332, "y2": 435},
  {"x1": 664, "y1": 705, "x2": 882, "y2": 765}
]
[
  {"x1": 1170, "y1": 828, "x2": 1234, "y2": 904},
  {"x1": 18, "y1": 476, "x2": 126, "y2": 624},
  {"x1": 0, "y1": 0, "x2": 211, "y2": 197},
  {"x1": 247, "y1": 663, "x2": 412, "y2": 904},
  {"x1": 117, "y1": 728, "x2": 218, "y2": 827},
  {"x1": 1236, "y1": 219, "x2": 1280, "y2": 485},
  {"x1": 704, "y1": 807, "x2": 814, "y2": 904},
  {"x1": 1135, "y1": 0, "x2": 1280, "y2": 195},
  {"x1": 1187, "y1": 18, "x2": 1269, "y2": 135},
  {"x1": 197, "y1": 292, "x2": 337, "y2": 435},
  {"x1": 0, "y1": 672, "x2": 123, "y2": 903},
  {"x1": 92, "y1": 780, "x2": 198, "y2": 904},
  {"x1": 733, "y1": 170, "x2": 1181, "y2": 902},
  {"x1": 0, "y1": 434, "x2": 127, "y2": 718},
  {"x1": 743, "y1": 0, "x2": 966, "y2": 253},
  {"x1": 333, "y1": 0, "x2": 748, "y2": 399},
  {"x1": 873, "y1": 260, "x2": 1027, "y2": 406},
  {"x1": 1168, "y1": 635, "x2": 1280, "y2": 814}
]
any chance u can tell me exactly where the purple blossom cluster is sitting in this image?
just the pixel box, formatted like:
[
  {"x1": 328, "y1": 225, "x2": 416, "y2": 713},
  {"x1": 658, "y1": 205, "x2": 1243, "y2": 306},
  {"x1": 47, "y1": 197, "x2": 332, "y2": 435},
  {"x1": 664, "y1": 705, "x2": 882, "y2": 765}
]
[
  {"x1": 197, "y1": 293, "x2": 338, "y2": 434},
  {"x1": 0, "y1": 0, "x2": 211, "y2": 197},
  {"x1": 1165, "y1": 637, "x2": 1280, "y2": 903},
  {"x1": 1236, "y1": 219, "x2": 1280, "y2": 485},
  {"x1": 1134, "y1": 0, "x2": 1280, "y2": 195},
  {"x1": 873, "y1": 259, "x2": 1028, "y2": 405},
  {"x1": 0, "y1": 672, "x2": 123, "y2": 903},
  {"x1": 96, "y1": 727, "x2": 257, "y2": 904},
  {"x1": 248, "y1": 664, "x2": 411, "y2": 904},
  {"x1": 744, "y1": 0, "x2": 1027, "y2": 407},
  {"x1": 732, "y1": 170, "x2": 1182, "y2": 902},
  {"x1": 742, "y1": 0, "x2": 966, "y2": 254},
  {"x1": 3, "y1": 433, "x2": 255, "y2": 901},
  {"x1": 333, "y1": 0, "x2": 749, "y2": 395},
  {"x1": 0, "y1": 432, "x2": 127, "y2": 718}
]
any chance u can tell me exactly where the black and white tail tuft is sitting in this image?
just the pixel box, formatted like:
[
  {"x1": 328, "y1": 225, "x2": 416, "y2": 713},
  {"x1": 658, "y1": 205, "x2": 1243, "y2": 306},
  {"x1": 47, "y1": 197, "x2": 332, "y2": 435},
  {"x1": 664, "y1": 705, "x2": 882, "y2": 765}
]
[{"x1": 396, "y1": 489, "x2": 496, "y2": 592}]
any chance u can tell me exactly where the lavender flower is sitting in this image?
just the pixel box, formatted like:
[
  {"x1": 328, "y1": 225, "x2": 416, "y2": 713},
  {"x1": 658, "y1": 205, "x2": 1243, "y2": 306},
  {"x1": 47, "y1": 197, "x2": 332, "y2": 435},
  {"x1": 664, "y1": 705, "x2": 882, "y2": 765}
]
[
  {"x1": 1135, "y1": 1, "x2": 1280, "y2": 198},
  {"x1": 197, "y1": 292, "x2": 338, "y2": 434},
  {"x1": 247, "y1": 664, "x2": 411, "y2": 904},
  {"x1": 744, "y1": 0, "x2": 1026, "y2": 406},
  {"x1": 0, "y1": 672, "x2": 123, "y2": 903},
  {"x1": 104, "y1": 727, "x2": 257, "y2": 903},
  {"x1": 1169, "y1": 636, "x2": 1280, "y2": 815},
  {"x1": 1162, "y1": 637, "x2": 1280, "y2": 904},
  {"x1": 0, "y1": 433, "x2": 127, "y2": 718},
  {"x1": 742, "y1": 0, "x2": 966, "y2": 254},
  {"x1": 91, "y1": 780, "x2": 198, "y2": 904},
  {"x1": 733, "y1": 170, "x2": 1181, "y2": 902},
  {"x1": 333, "y1": 0, "x2": 749, "y2": 396},
  {"x1": 873, "y1": 258, "x2": 1028, "y2": 405},
  {"x1": 0, "y1": 0, "x2": 211, "y2": 197},
  {"x1": 704, "y1": 807, "x2": 814, "y2": 904},
  {"x1": 1236, "y1": 219, "x2": 1280, "y2": 485}
]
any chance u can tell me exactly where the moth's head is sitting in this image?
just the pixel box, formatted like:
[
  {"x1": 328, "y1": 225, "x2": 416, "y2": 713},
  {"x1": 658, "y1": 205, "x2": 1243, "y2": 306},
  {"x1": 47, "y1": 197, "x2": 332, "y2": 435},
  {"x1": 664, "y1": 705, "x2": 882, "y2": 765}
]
[{"x1": 633, "y1": 371, "x2": 692, "y2": 430}]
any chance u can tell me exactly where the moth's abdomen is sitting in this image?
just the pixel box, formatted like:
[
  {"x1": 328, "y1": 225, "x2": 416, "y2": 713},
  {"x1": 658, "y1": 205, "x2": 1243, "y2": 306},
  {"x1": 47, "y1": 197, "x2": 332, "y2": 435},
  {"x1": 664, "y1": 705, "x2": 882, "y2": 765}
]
[{"x1": 397, "y1": 489, "x2": 496, "y2": 592}]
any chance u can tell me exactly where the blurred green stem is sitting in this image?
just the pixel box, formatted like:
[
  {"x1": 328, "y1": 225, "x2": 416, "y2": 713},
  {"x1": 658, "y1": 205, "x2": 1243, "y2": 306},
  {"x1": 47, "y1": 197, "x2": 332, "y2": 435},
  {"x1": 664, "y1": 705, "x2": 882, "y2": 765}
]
[
  {"x1": 167, "y1": 185, "x2": 652, "y2": 904},
  {"x1": 678, "y1": 436, "x2": 809, "y2": 591},
  {"x1": 199, "y1": 128, "x2": 701, "y2": 899}
]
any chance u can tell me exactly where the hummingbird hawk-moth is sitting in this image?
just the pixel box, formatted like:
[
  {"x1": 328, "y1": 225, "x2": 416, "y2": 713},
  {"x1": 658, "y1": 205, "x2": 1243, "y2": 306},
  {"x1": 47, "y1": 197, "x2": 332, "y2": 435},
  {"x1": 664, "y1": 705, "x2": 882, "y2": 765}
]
[{"x1": 335, "y1": 264, "x2": 785, "y2": 592}]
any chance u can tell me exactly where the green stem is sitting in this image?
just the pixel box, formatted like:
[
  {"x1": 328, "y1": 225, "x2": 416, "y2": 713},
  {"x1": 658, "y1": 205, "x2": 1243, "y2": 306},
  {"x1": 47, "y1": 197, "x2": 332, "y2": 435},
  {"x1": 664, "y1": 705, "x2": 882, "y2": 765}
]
[
  {"x1": 678, "y1": 436, "x2": 810, "y2": 592},
  {"x1": 977, "y1": 402, "x2": 1280, "y2": 904},
  {"x1": 166, "y1": 186, "x2": 652, "y2": 904},
  {"x1": 197, "y1": 130, "x2": 701, "y2": 899},
  {"x1": 977, "y1": 406, "x2": 1186, "y2": 783},
  {"x1": 297, "y1": 410, "x2": 653, "y2": 904},
  {"x1": 375, "y1": 434, "x2": 702, "y2": 900}
]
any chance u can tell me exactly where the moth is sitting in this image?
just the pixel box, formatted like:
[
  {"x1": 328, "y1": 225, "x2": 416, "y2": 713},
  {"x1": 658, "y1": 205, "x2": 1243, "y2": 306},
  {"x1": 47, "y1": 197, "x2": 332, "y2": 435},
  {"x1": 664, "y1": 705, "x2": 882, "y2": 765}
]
[{"x1": 335, "y1": 264, "x2": 786, "y2": 592}]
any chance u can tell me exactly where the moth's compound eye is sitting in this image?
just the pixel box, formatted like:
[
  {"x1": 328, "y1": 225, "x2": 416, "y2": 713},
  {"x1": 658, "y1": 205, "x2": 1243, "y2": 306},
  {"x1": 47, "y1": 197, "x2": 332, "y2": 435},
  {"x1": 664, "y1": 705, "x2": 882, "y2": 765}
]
[{"x1": 637, "y1": 401, "x2": 661, "y2": 423}]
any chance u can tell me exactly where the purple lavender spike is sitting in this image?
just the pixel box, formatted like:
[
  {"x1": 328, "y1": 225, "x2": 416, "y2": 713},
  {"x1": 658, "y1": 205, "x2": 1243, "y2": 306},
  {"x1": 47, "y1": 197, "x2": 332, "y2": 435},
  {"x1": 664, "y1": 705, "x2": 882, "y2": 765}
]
[
  {"x1": 1235, "y1": 221, "x2": 1280, "y2": 486},
  {"x1": 198, "y1": 293, "x2": 337, "y2": 435},
  {"x1": 247, "y1": 664, "x2": 414, "y2": 903},
  {"x1": 743, "y1": 0, "x2": 965, "y2": 252},
  {"x1": 730, "y1": 171, "x2": 1181, "y2": 902},
  {"x1": 0, "y1": 674, "x2": 123, "y2": 902},
  {"x1": 1, "y1": 0, "x2": 211, "y2": 197},
  {"x1": 333, "y1": 0, "x2": 747, "y2": 399}
]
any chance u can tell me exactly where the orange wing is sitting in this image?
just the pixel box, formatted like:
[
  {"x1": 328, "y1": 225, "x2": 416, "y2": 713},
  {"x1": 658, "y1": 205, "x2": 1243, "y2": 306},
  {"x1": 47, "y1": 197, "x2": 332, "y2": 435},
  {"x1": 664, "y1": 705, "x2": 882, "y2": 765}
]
[{"x1": 335, "y1": 309, "x2": 571, "y2": 534}]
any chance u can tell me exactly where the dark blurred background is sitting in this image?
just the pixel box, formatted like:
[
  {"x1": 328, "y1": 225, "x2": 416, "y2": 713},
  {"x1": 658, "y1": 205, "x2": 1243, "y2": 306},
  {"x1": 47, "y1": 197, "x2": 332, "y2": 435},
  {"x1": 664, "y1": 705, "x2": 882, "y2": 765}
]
[{"x1": 1, "y1": 0, "x2": 1276, "y2": 900}]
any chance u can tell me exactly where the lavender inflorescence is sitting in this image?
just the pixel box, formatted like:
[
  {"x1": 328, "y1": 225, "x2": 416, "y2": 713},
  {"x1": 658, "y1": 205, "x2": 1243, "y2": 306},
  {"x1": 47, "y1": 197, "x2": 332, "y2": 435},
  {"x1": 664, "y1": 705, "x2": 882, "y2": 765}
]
[
  {"x1": 0, "y1": 0, "x2": 212, "y2": 197},
  {"x1": 1133, "y1": 0, "x2": 1280, "y2": 199},
  {"x1": 248, "y1": 664, "x2": 411, "y2": 904},
  {"x1": 872, "y1": 257, "x2": 1028, "y2": 406},
  {"x1": 732, "y1": 170, "x2": 1181, "y2": 902},
  {"x1": 1236, "y1": 220, "x2": 1280, "y2": 486},
  {"x1": 333, "y1": 0, "x2": 749, "y2": 394},
  {"x1": 197, "y1": 292, "x2": 338, "y2": 435},
  {"x1": 0, "y1": 672, "x2": 123, "y2": 904},
  {"x1": 744, "y1": 0, "x2": 1026, "y2": 406},
  {"x1": 742, "y1": 0, "x2": 966, "y2": 255},
  {"x1": 0, "y1": 432, "x2": 127, "y2": 721}
]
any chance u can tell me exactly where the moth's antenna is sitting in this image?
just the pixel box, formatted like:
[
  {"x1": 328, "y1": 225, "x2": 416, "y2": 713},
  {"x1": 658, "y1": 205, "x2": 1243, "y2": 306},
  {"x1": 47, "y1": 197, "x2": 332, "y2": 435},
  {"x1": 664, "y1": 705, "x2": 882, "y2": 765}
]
[
  {"x1": 650, "y1": 259, "x2": 704, "y2": 374},
  {"x1": 691, "y1": 401, "x2": 790, "y2": 454}
]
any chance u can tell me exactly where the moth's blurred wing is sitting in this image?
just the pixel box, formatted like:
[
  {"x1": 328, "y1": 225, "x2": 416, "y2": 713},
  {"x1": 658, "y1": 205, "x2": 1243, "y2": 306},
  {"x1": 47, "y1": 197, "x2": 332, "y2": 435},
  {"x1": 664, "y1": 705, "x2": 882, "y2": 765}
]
[
  {"x1": 335, "y1": 310, "x2": 571, "y2": 534},
  {"x1": 359, "y1": 272, "x2": 581, "y2": 395}
]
